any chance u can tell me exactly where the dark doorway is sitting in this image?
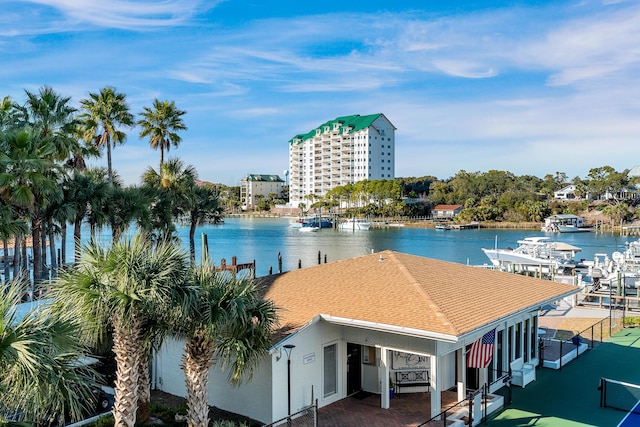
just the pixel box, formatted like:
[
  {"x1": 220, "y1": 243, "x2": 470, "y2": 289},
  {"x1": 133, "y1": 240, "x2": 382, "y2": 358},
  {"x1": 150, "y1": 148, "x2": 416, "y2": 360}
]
[
  {"x1": 347, "y1": 343, "x2": 362, "y2": 395},
  {"x1": 466, "y1": 366, "x2": 480, "y2": 390},
  {"x1": 465, "y1": 344, "x2": 480, "y2": 390}
]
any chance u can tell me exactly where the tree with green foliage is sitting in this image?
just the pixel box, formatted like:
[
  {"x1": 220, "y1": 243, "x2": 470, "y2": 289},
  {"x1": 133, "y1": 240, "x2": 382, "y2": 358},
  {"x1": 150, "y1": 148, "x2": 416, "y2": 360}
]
[
  {"x1": 138, "y1": 99, "x2": 187, "y2": 171},
  {"x1": 50, "y1": 233, "x2": 189, "y2": 427},
  {"x1": 184, "y1": 184, "x2": 224, "y2": 265},
  {"x1": 0, "y1": 129, "x2": 59, "y2": 285},
  {"x1": 169, "y1": 268, "x2": 277, "y2": 427},
  {"x1": 1, "y1": 281, "x2": 98, "y2": 426},
  {"x1": 80, "y1": 87, "x2": 134, "y2": 186},
  {"x1": 142, "y1": 158, "x2": 197, "y2": 242}
]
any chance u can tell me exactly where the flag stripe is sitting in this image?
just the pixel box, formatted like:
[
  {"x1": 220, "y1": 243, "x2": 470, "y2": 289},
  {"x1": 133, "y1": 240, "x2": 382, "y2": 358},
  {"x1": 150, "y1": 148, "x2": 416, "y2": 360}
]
[{"x1": 467, "y1": 329, "x2": 495, "y2": 368}]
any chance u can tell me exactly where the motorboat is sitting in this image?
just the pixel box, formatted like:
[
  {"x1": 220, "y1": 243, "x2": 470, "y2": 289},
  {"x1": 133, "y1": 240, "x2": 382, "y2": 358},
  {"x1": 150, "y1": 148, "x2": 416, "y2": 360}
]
[
  {"x1": 298, "y1": 223, "x2": 320, "y2": 232},
  {"x1": 481, "y1": 237, "x2": 582, "y2": 274},
  {"x1": 338, "y1": 218, "x2": 371, "y2": 231},
  {"x1": 542, "y1": 214, "x2": 591, "y2": 233},
  {"x1": 292, "y1": 215, "x2": 333, "y2": 229}
]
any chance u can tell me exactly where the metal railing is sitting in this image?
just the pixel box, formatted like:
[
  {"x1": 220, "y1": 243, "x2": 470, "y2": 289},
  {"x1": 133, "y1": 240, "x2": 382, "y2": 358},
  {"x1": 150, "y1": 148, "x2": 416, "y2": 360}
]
[
  {"x1": 416, "y1": 385, "x2": 490, "y2": 427},
  {"x1": 262, "y1": 399, "x2": 317, "y2": 427}
]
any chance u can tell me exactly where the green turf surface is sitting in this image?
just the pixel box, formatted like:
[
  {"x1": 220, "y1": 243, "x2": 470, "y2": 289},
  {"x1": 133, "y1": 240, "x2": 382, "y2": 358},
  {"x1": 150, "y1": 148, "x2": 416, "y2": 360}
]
[{"x1": 486, "y1": 327, "x2": 640, "y2": 427}]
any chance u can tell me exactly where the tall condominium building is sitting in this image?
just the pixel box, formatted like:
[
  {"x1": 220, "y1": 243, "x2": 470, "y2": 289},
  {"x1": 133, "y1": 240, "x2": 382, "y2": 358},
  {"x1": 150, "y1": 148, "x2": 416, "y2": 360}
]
[{"x1": 288, "y1": 113, "x2": 396, "y2": 205}]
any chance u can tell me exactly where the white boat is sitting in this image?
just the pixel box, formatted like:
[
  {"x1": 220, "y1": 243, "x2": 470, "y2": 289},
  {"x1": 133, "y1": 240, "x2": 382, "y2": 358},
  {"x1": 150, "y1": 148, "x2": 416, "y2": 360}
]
[
  {"x1": 481, "y1": 237, "x2": 582, "y2": 274},
  {"x1": 435, "y1": 224, "x2": 451, "y2": 230},
  {"x1": 542, "y1": 214, "x2": 591, "y2": 233},
  {"x1": 298, "y1": 224, "x2": 320, "y2": 232},
  {"x1": 338, "y1": 218, "x2": 371, "y2": 231}
]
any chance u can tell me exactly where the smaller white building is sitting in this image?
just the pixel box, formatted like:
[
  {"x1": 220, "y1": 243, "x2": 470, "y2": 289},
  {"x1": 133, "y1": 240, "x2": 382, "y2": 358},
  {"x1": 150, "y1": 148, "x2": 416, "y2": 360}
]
[
  {"x1": 152, "y1": 251, "x2": 578, "y2": 425},
  {"x1": 240, "y1": 174, "x2": 285, "y2": 209},
  {"x1": 553, "y1": 185, "x2": 578, "y2": 200}
]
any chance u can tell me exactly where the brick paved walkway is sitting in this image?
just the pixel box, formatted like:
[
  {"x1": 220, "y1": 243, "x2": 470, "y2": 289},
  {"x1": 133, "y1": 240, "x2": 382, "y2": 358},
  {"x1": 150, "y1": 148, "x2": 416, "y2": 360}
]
[{"x1": 317, "y1": 391, "x2": 461, "y2": 426}]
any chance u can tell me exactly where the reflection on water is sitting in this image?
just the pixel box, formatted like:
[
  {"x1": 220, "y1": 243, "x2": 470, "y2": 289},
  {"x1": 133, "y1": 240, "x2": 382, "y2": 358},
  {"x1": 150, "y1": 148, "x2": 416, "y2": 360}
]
[{"x1": 62, "y1": 217, "x2": 635, "y2": 278}]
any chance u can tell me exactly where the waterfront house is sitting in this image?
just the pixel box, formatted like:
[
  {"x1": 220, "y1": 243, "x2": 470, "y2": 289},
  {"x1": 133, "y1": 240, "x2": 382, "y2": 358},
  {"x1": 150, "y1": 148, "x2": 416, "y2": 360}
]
[
  {"x1": 431, "y1": 204, "x2": 463, "y2": 220},
  {"x1": 553, "y1": 185, "x2": 579, "y2": 200},
  {"x1": 152, "y1": 250, "x2": 579, "y2": 424}
]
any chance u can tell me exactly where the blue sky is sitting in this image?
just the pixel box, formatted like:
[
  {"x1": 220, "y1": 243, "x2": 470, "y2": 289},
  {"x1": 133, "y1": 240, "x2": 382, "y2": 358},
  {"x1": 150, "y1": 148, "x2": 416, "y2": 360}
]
[{"x1": 2, "y1": 0, "x2": 640, "y2": 186}]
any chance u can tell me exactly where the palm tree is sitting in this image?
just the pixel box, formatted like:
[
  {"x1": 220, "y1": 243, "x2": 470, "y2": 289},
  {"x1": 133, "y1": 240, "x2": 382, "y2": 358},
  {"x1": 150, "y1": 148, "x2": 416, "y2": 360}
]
[
  {"x1": 0, "y1": 204, "x2": 28, "y2": 283},
  {"x1": 12, "y1": 86, "x2": 79, "y2": 283},
  {"x1": 170, "y1": 268, "x2": 277, "y2": 427},
  {"x1": 79, "y1": 87, "x2": 134, "y2": 186},
  {"x1": 0, "y1": 280, "x2": 98, "y2": 426},
  {"x1": 184, "y1": 185, "x2": 225, "y2": 265},
  {"x1": 104, "y1": 185, "x2": 150, "y2": 243},
  {"x1": 63, "y1": 168, "x2": 109, "y2": 263},
  {"x1": 142, "y1": 158, "x2": 197, "y2": 242},
  {"x1": 138, "y1": 99, "x2": 187, "y2": 170},
  {"x1": 0, "y1": 96, "x2": 18, "y2": 131},
  {"x1": 50, "y1": 233, "x2": 189, "y2": 427},
  {"x1": 0, "y1": 129, "x2": 59, "y2": 286}
]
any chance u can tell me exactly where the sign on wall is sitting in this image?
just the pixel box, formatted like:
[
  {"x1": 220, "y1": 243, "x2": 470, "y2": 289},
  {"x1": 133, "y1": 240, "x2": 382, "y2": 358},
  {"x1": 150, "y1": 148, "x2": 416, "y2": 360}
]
[{"x1": 391, "y1": 351, "x2": 430, "y2": 370}]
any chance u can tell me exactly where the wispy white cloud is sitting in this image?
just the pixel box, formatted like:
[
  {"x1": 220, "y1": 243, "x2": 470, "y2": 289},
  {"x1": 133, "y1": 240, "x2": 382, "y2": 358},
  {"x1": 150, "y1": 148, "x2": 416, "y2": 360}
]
[
  {"x1": 4, "y1": 1, "x2": 640, "y2": 185},
  {"x1": 5, "y1": 0, "x2": 221, "y2": 32}
]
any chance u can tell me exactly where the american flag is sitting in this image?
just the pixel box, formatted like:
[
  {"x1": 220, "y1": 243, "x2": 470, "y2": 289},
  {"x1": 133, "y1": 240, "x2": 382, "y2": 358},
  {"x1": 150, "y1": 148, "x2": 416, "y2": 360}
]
[{"x1": 467, "y1": 329, "x2": 496, "y2": 368}]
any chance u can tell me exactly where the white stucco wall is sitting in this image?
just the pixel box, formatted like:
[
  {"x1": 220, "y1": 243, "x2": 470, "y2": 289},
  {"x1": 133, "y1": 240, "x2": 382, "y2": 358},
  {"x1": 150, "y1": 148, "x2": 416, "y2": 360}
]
[
  {"x1": 153, "y1": 337, "x2": 273, "y2": 424},
  {"x1": 153, "y1": 310, "x2": 540, "y2": 424}
]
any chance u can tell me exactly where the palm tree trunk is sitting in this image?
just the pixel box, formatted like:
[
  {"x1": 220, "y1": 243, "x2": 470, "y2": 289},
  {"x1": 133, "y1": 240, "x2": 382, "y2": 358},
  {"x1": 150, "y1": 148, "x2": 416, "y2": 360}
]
[
  {"x1": 48, "y1": 217, "x2": 57, "y2": 273},
  {"x1": 136, "y1": 354, "x2": 152, "y2": 424},
  {"x1": 12, "y1": 235, "x2": 21, "y2": 280},
  {"x1": 2, "y1": 240, "x2": 8, "y2": 283},
  {"x1": 40, "y1": 223, "x2": 48, "y2": 280},
  {"x1": 74, "y1": 218, "x2": 82, "y2": 263},
  {"x1": 31, "y1": 217, "x2": 42, "y2": 287},
  {"x1": 189, "y1": 218, "x2": 197, "y2": 266},
  {"x1": 107, "y1": 138, "x2": 113, "y2": 186},
  {"x1": 60, "y1": 221, "x2": 67, "y2": 265},
  {"x1": 183, "y1": 337, "x2": 215, "y2": 427},
  {"x1": 112, "y1": 318, "x2": 144, "y2": 427}
]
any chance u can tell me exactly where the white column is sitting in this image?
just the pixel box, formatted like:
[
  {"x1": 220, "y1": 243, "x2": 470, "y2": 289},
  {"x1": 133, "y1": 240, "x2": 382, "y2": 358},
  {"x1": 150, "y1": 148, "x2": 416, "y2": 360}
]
[
  {"x1": 456, "y1": 349, "x2": 465, "y2": 402},
  {"x1": 380, "y1": 347, "x2": 390, "y2": 409},
  {"x1": 430, "y1": 353, "x2": 440, "y2": 419}
]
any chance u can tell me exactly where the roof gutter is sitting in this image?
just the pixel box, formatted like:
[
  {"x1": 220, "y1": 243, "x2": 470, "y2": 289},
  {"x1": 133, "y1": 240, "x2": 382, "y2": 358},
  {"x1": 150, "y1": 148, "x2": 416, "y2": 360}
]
[{"x1": 319, "y1": 314, "x2": 459, "y2": 343}]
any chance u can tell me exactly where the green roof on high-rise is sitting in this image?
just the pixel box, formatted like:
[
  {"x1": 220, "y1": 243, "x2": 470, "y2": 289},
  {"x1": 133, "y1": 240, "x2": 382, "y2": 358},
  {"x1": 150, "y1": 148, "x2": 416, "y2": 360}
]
[{"x1": 288, "y1": 113, "x2": 383, "y2": 145}]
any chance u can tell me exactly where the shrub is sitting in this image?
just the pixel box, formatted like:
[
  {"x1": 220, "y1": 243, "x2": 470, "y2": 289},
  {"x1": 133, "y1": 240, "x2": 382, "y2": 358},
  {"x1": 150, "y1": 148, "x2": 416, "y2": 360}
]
[
  {"x1": 624, "y1": 316, "x2": 640, "y2": 327},
  {"x1": 211, "y1": 421, "x2": 249, "y2": 427}
]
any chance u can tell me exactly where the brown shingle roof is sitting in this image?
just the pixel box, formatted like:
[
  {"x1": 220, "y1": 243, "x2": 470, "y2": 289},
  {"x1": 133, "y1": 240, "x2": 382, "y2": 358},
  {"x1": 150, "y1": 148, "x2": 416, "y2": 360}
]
[
  {"x1": 258, "y1": 250, "x2": 578, "y2": 339},
  {"x1": 432, "y1": 205, "x2": 463, "y2": 211}
]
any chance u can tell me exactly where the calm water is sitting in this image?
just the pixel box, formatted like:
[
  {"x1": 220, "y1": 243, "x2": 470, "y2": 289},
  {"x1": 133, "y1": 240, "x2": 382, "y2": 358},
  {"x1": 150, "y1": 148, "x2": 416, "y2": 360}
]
[{"x1": 165, "y1": 217, "x2": 635, "y2": 277}]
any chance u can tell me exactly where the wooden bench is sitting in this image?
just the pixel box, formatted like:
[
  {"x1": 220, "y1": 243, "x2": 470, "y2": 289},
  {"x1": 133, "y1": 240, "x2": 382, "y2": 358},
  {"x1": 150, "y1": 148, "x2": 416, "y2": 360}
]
[{"x1": 394, "y1": 370, "x2": 430, "y2": 395}]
